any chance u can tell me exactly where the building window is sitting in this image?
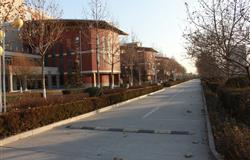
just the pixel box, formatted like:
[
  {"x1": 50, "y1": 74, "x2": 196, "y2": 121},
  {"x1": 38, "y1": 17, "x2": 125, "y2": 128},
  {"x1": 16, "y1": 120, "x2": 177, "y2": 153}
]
[
  {"x1": 66, "y1": 39, "x2": 71, "y2": 49},
  {"x1": 59, "y1": 44, "x2": 64, "y2": 73},
  {"x1": 75, "y1": 36, "x2": 80, "y2": 42},
  {"x1": 60, "y1": 74, "x2": 64, "y2": 86},
  {"x1": 52, "y1": 75, "x2": 57, "y2": 86},
  {"x1": 107, "y1": 38, "x2": 111, "y2": 64},
  {"x1": 102, "y1": 36, "x2": 106, "y2": 63},
  {"x1": 67, "y1": 50, "x2": 72, "y2": 74},
  {"x1": 5, "y1": 57, "x2": 12, "y2": 65},
  {"x1": 45, "y1": 54, "x2": 49, "y2": 66},
  {"x1": 97, "y1": 35, "x2": 100, "y2": 66},
  {"x1": 52, "y1": 46, "x2": 56, "y2": 67},
  {"x1": 75, "y1": 36, "x2": 80, "y2": 51}
]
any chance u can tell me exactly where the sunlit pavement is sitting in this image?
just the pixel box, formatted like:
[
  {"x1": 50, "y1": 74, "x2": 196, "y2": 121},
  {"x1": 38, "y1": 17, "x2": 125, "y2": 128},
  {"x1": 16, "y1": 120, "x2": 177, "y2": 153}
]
[{"x1": 0, "y1": 79, "x2": 214, "y2": 160}]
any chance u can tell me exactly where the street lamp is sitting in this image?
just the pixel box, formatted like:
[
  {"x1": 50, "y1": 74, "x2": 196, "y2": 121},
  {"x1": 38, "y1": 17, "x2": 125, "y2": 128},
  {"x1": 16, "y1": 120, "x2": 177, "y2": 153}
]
[
  {"x1": 0, "y1": 30, "x2": 5, "y2": 40},
  {"x1": 0, "y1": 17, "x2": 23, "y2": 113},
  {"x1": 0, "y1": 46, "x2": 3, "y2": 55},
  {"x1": 12, "y1": 18, "x2": 24, "y2": 30}
]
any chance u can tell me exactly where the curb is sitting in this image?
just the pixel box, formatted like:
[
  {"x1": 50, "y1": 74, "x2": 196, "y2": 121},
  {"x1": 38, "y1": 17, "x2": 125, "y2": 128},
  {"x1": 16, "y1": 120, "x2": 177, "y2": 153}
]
[
  {"x1": 201, "y1": 84, "x2": 223, "y2": 160},
  {"x1": 0, "y1": 87, "x2": 166, "y2": 146}
]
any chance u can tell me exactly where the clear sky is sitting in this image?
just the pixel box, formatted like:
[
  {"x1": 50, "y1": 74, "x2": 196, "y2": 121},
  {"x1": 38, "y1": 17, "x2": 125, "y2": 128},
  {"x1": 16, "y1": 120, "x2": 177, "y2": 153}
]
[{"x1": 58, "y1": 0, "x2": 197, "y2": 73}]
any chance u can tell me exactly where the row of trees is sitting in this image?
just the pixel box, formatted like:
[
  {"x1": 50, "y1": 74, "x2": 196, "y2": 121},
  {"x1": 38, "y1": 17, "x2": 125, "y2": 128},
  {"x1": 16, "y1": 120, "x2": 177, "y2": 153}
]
[
  {"x1": 156, "y1": 56, "x2": 186, "y2": 82},
  {"x1": 120, "y1": 42, "x2": 186, "y2": 86},
  {"x1": 185, "y1": 0, "x2": 250, "y2": 81}
]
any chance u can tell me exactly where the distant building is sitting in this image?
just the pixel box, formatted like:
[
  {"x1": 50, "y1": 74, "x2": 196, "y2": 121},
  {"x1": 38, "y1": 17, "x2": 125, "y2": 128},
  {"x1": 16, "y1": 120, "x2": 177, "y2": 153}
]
[
  {"x1": 228, "y1": 45, "x2": 248, "y2": 77},
  {"x1": 120, "y1": 42, "x2": 157, "y2": 85}
]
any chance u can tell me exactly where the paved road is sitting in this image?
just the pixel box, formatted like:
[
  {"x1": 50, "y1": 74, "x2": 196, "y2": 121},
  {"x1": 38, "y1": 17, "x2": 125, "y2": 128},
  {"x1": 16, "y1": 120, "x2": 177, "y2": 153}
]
[{"x1": 0, "y1": 79, "x2": 213, "y2": 160}]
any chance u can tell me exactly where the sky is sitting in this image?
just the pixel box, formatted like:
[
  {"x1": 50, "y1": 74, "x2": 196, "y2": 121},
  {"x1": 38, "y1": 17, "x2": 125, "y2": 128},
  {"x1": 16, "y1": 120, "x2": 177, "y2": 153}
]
[{"x1": 58, "y1": 0, "x2": 197, "y2": 73}]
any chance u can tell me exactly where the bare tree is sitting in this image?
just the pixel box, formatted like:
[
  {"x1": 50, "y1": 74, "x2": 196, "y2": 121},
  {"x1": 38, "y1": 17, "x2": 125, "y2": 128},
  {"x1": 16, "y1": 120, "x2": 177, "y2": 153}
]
[
  {"x1": 121, "y1": 44, "x2": 137, "y2": 86},
  {"x1": 85, "y1": 0, "x2": 108, "y2": 88},
  {"x1": 0, "y1": 0, "x2": 24, "y2": 23},
  {"x1": 101, "y1": 22, "x2": 121, "y2": 89},
  {"x1": 11, "y1": 55, "x2": 39, "y2": 92},
  {"x1": 120, "y1": 31, "x2": 140, "y2": 86},
  {"x1": 156, "y1": 57, "x2": 169, "y2": 82},
  {"x1": 165, "y1": 58, "x2": 186, "y2": 79},
  {"x1": 185, "y1": 0, "x2": 250, "y2": 80},
  {"x1": 21, "y1": 0, "x2": 64, "y2": 99},
  {"x1": 195, "y1": 52, "x2": 224, "y2": 78}
]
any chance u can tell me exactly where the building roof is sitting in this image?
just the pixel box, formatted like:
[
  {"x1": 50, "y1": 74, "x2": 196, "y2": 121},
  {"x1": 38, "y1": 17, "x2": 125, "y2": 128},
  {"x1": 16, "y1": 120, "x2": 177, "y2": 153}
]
[
  {"x1": 138, "y1": 47, "x2": 158, "y2": 53},
  {"x1": 120, "y1": 43, "x2": 158, "y2": 53},
  {"x1": 155, "y1": 56, "x2": 170, "y2": 60},
  {"x1": 25, "y1": 19, "x2": 128, "y2": 35}
]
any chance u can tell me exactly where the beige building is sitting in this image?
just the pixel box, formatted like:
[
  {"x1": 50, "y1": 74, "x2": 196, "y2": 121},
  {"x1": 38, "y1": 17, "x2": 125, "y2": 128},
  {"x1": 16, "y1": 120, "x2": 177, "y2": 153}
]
[{"x1": 1, "y1": 1, "x2": 60, "y2": 92}]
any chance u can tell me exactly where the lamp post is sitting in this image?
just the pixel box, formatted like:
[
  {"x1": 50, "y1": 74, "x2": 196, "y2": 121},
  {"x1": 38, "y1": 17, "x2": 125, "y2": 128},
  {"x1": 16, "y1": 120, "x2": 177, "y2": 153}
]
[{"x1": 0, "y1": 17, "x2": 23, "y2": 113}]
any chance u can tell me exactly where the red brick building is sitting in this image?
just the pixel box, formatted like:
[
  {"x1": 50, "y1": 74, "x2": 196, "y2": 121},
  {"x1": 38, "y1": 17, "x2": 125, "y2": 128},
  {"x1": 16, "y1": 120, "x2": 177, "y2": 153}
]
[
  {"x1": 44, "y1": 20, "x2": 127, "y2": 88},
  {"x1": 120, "y1": 42, "x2": 157, "y2": 85}
]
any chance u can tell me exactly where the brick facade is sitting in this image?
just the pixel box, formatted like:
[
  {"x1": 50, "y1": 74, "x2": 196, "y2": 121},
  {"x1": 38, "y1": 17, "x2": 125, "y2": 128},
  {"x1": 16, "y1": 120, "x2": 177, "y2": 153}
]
[
  {"x1": 120, "y1": 42, "x2": 157, "y2": 85},
  {"x1": 45, "y1": 20, "x2": 127, "y2": 87}
]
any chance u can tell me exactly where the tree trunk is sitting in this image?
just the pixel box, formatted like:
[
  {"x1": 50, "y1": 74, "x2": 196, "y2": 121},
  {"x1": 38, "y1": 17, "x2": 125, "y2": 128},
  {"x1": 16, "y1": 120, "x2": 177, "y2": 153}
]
[
  {"x1": 42, "y1": 56, "x2": 47, "y2": 99},
  {"x1": 96, "y1": 28, "x2": 100, "y2": 88},
  {"x1": 110, "y1": 64, "x2": 114, "y2": 89},
  {"x1": 130, "y1": 65, "x2": 133, "y2": 87},
  {"x1": 138, "y1": 68, "x2": 141, "y2": 86},
  {"x1": 246, "y1": 66, "x2": 250, "y2": 84}
]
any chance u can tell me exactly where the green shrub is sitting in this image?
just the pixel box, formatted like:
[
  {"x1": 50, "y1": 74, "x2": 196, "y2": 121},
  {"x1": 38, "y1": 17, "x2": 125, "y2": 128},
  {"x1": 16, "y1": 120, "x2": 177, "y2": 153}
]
[
  {"x1": 105, "y1": 93, "x2": 122, "y2": 105},
  {"x1": 62, "y1": 88, "x2": 87, "y2": 95},
  {"x1": 203, "y1": 81, "x2": 250, "y2": 160},
  {"x1": 217, "y1": 87, "x2": 250, "y2": 125},
  {"x1": 207, "y1": 82, "x2": 220, "y2": 93},
  {"x1": 225, "y1": 77, "x2": 250, "y2": 88},
  {"x1": 8, "y1": 94, "x2": 88, "y2": 111},
  {"x1": 103, "y1": 88, "x2": 126, "y2": 95},
  {"x1": 163, "y1": 82, "x2": 171, "y2": 87},
  {"x1": 0, "y1": 99, "x2": 95, "y2": 139},
  {"x1": 85, "y1": 87, "x2": 104, "y2": 97},
  {"x1": 89, "y1": 97, "x2": 110, "y2": 109},
  {"x1": 47, "y1": 90, "x2": 63, "y2": 95},
  {"x1": 216, "y1": 123, "x2": 250, "y2": 160}
]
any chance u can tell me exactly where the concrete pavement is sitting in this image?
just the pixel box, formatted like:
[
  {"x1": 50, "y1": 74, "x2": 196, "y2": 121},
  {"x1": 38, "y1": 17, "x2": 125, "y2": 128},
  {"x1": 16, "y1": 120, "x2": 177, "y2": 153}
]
[{"x1": 0, "y1": 79, "x2": 213, "y2": 160}]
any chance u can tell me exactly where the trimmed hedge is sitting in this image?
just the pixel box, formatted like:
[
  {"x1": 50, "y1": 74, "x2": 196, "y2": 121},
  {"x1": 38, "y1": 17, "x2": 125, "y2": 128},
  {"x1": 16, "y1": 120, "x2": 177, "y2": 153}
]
[
  {"x1": 62, "y1": 88, "x2": 86, "y2": 95},
  {"x1": 8, "y1": 93, "x2": 89, "y2": 111},
  {"x1": 0, "y1": 85, "x2": 163, "y2": 139},
  {"x1": 203, "y1": 80, "x2": 250, "y2": 160},
  {"x1": 217, "y1": 87, "x2": 250, "y2": 126},
  {"x1": 85, "y1": 87, "x2": 104, "y2": 97},
  {"x1": 225, "y1": 77, "x2": 250, "y2": 88},
  {"x1": 216, "y1": 123, "x2": 250, "y2": 160}
]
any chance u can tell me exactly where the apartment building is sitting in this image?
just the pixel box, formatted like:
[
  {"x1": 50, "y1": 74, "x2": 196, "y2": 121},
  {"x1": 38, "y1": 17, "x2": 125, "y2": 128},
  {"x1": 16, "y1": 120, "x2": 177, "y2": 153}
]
[
  {"x1": 43, "y1": 19, "x2": 127, "y2": 88},
  {"x1": 120, "y1": 42, "x2": 158, "y2": 85}
]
